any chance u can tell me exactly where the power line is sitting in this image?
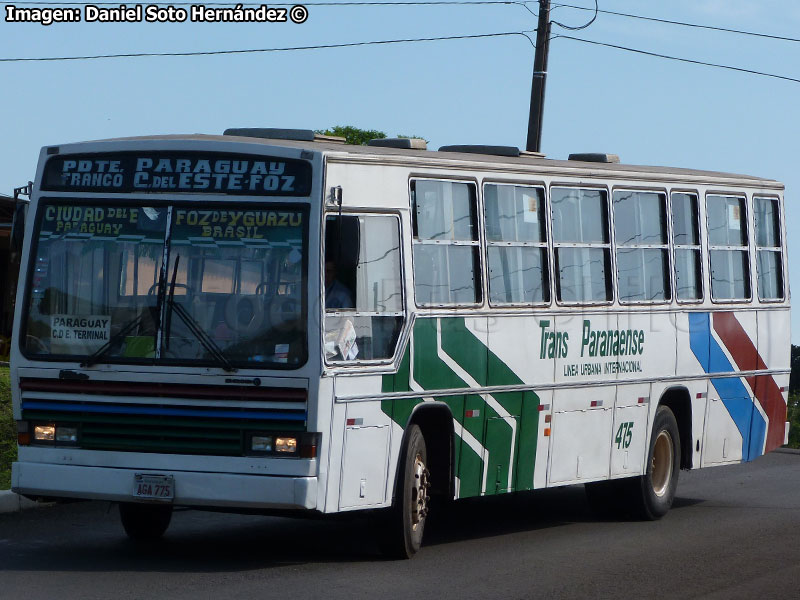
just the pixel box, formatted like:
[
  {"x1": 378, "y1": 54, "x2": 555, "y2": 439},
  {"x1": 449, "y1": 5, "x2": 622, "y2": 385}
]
[
  {"x1": 550, "y1": 0, "x2": 596, "y2": 31},
  {"x1": 552, "y1": 2, "x2": 800, "y2": 44},
  {"x1": 557, "y1": 35, "x2": 800, "y2": 85},
  {"x1": 0, "y1": 30, "x2": 534, "y2": 62}
]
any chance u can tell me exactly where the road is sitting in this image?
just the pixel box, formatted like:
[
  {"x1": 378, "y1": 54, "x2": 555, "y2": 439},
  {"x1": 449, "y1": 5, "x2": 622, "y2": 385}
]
[{"x1": 2, "y1": 450, "x2": 800, "y2": 600}]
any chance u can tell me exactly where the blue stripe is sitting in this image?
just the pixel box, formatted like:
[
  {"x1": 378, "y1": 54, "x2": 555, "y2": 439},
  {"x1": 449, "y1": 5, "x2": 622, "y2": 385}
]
[
  {"x1": 21, "y1": 401, "x2": 306, "y2": 422},
  {"x1": 688, "y1": 313, "x2": 764, "y2": 461}
]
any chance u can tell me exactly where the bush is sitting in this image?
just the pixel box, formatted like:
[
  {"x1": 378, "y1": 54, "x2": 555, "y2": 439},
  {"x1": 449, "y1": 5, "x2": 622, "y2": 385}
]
[
  {"x1": 0, "y1": 367, "x2": 15, "y2": 489},
  {"x1": 788, "y1": 393, "x2": 800, "y2": 450}
]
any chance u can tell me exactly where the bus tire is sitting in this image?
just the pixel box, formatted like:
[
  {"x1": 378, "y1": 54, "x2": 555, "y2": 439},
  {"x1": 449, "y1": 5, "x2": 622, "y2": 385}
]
[
  {"x1": 119, "y1": 502, "x2": 173, "y2": 541},
  {"x1": 380, "y1": 424, "x2": 430, "y2": 559},
  {"x1": 633, "y1": 405, "x2": 681, "y2": 520}
]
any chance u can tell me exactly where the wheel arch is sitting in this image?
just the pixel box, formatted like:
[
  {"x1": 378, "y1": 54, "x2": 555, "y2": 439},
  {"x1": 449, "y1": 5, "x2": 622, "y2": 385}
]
[
  {"x1": 397, "y1": 402, "x2": 455, "y2": 499},
  {"x1": 658, "y1": 386, "x2": 693, "y2": 470}
]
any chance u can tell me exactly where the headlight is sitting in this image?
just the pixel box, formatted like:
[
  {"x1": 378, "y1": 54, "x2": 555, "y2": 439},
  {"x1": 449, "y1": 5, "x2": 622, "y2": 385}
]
[
  {"x1": 251, "y1": 435, "x2": 273, "y2": 452},
  {"x1": 275, "y1": 437, "x2": 298, "y2": 453},
  {"x1": 56, "y1": 426, "x2": 78, "y2": 443},
  {"x1": 34, "y1": 424, "x2": 56, "y2": 442},
  {"x1": 31, "y1": 423, "x2": 78, "y2": 445},
  {"x1": 246, "y1": 432, "x2": 318, "y2": 457}
]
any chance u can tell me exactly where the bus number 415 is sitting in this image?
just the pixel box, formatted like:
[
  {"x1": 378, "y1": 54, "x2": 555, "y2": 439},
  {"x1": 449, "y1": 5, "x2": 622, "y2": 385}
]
[{"x1": 615, "y1": 422, "x2": 634, "y2": 449}]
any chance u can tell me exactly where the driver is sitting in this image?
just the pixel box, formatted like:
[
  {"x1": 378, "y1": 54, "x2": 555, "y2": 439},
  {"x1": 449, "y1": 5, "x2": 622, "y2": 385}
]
[{"x1": 325, "y1": 259, "x2": 354, "y2": 310}]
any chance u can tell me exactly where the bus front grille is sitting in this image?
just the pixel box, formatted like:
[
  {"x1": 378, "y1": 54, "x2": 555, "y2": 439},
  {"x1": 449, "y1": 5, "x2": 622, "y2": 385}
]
[{"x1": 19, "y1": 378, "x2": 307, "y2": 456}]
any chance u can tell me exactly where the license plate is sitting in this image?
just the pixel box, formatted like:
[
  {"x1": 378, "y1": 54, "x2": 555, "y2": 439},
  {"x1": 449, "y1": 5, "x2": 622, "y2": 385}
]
[{"x1": 132, "y1": 474, "x2": 174, "y2": 501}]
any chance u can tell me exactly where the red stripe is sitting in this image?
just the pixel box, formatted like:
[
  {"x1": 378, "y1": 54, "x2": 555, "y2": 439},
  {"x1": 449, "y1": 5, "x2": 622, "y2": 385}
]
[{"x1": 712, "y1": 313, "x2": 787, "y2": 452}]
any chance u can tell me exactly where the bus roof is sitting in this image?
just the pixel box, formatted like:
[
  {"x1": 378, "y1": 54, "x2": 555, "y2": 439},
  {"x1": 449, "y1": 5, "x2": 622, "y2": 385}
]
[{"x1": 62, "y1": 133, "x2": 783, "y2": 190}]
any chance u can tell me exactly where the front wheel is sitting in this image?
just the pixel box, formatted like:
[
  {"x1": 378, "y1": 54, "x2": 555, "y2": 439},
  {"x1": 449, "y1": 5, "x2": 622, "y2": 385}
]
[
  {"x1": 632, "y1": 405, "x2": 681, "y2": 520},
  {"x1": 380, "y1": 424, "x2": 430, "y2": 559},
  {"x1": 119, "y1": 502, "x2": 173, "y2": 541}
]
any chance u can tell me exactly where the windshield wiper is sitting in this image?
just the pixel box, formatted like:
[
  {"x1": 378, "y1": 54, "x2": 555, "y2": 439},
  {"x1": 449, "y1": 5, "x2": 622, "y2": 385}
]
[
  {"x1": 166, "y1": 300, "x2": 236, "y2": 372},
  {"x1": 81, "y1": 260, "x2": 168, "y2": 368},
  {"x1": 162, "y1": 255, "x2": 236, "y2": 372}
]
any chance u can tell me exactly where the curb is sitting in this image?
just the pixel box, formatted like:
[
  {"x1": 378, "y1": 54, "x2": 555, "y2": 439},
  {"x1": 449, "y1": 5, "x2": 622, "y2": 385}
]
[
  {"x1": 0, "y1": 489, "x2": 49, "y2": 514},
  {"x1": 775, "y1": 447, "x2": 800, "y2": 455}
]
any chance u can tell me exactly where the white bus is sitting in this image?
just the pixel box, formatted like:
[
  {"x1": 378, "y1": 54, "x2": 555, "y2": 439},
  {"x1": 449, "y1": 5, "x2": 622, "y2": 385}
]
[{"x1": 11, "y1": 130, "x2": 791, "y2": 558}]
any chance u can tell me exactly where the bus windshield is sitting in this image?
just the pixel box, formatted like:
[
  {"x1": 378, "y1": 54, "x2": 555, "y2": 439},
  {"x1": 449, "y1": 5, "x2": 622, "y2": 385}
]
[{"x1": 23, "y1": 202, "x2": 308, "y2": 368}]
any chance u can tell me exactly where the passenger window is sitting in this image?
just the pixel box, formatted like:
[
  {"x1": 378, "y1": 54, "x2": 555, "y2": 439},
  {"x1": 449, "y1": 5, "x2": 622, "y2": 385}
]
[
  {"x1": 707, "y1": 195, "x2": 750, "y2": 301},
  {"x1": 614, "y1": 190, "x2": 670, "y2": 303},
  {"x1": 118, "y1": 246, "x2": 161, "y2": 297},
  {"x1": 671, "y1": 192, "x2": 702, "y2": 301},
  {"x1": 324, "y1": 214, "x2": 403, "y2": 362},
  {"x1": 551, "y1": 187, "x2": 612, "y2": 303},
  {"x1": 484, "y1": 183, "x2": 549, "y2": 305},
  {"x1": 201, "y1": 259, "x2": 236, "y2": 294},
  {"x1": 411, "y1": 180, "x2": 481, "y2": 306},
  {"x1": 754, "y1": 197, "x2": 783, "y2": 300}
]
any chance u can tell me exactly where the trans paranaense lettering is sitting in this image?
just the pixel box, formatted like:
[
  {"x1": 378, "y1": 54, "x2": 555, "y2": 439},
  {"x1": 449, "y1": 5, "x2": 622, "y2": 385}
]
[
  {"x1": 539, "y1": 318, "x2": 646, "y2": 360},
  {"x1": 539, "y1": 319, "x2": 568, "y2": 359},
  {"x1": 581, "y1": 319, "x2": 644, "y2": 358}
]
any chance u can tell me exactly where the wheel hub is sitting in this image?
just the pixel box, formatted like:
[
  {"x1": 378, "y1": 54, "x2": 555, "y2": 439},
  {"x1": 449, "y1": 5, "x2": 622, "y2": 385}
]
[
  {"x1": 411, "y1": 453, "x2": 430, "y2": 530},
  {"x1": 651, "y1": 430, "x2": 674, "y2": 497}
]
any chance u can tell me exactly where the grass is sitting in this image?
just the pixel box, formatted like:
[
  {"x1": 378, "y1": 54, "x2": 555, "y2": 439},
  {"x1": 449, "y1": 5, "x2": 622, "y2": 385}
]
[{"x1": 1, "y1": 367, "x2": 14, "y2": 489}]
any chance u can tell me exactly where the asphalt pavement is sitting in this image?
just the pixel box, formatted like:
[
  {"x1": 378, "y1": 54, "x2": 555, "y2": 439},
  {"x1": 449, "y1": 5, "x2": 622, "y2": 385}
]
[{"x1": 1, "y1": 450, "x2": 799, "y2": 599}]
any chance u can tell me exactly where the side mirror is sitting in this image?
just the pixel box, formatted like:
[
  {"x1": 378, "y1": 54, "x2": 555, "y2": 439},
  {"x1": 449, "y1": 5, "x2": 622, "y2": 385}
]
[{"x1": 10, "y1": 201, "x2": 26, "y2": 254}]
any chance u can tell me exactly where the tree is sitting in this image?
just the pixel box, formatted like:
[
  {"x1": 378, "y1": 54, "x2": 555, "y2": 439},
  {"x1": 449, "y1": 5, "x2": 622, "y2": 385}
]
[
  {"x1": 316, "y1": 126, "x2": 429, "y2": 146},
  {"x1": 316, "y1": 126, "x2": 386, "y2": 146}
]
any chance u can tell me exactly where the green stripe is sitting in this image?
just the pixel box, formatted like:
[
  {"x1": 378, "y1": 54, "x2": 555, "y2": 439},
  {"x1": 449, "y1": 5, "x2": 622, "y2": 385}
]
[{"x1": 381, "y1": 316, "x2": 542, "y2": 498}]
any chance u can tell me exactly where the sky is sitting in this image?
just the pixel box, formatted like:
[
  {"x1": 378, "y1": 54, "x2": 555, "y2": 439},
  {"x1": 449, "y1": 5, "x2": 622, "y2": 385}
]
[{"x1": 1, "y1": 0, "x2": 799, "y2": 342}]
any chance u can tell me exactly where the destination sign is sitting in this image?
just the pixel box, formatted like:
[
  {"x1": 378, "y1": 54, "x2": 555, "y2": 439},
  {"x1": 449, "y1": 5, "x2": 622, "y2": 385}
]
[{"x1": 41, "y1": 151, "x2": 313, "y2": 196}]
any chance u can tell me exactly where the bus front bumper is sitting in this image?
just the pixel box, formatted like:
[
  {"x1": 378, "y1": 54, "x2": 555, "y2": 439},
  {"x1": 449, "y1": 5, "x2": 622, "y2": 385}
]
[{"x1": 12, "y1": 461, "x2": 317, "y2": 510}]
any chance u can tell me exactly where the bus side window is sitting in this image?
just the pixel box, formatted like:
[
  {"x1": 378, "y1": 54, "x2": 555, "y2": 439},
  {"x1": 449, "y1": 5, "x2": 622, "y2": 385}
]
[
  {"x1": 410, "y1": 179, "x2": 481, "y2": 306},
  {"x1": 324, "y1": 214, "x2": 404, "y2": 362},
  {"x1": 753, "y1": 196, "x2": 784, "y2": 301},
  {"x1": 484, "y1": 183, "x2": 549, "y2": 305},
  {"x1": 671, "y1": 192, "x2": 703, "y2": 302},
  {"x1": 550, "y1": 187, "x2": 612, "y2": 303},
  {"x1": 707, "y1": 194, "x2": 750, "y2": 301},
  {"x1": 613, "y1": 190, "x2": 670, "y2": 303}
]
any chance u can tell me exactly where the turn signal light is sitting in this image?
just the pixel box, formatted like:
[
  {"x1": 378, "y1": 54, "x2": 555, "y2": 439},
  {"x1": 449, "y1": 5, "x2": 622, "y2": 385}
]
[{"x1": 17, "y1": 421, "x2": 30, "y2": 446}]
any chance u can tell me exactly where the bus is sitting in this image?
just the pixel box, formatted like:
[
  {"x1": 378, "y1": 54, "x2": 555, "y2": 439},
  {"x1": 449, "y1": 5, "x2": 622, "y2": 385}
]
[{"x1": 10, "y1": 130, "x2": 790, "y2": 558}]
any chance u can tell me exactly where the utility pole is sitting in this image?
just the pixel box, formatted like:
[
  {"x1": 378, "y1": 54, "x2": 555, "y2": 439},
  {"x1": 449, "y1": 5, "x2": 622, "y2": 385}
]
[{"x1": 526, "y1": 0, "x2": 551, "y2": 153}]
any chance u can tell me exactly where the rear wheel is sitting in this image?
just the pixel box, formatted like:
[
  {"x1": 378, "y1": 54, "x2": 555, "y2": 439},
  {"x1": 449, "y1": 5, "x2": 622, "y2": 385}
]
[
  {"x1": 632, "y1": 405, "x2": 681, "y2": 520},
  {"x1": 119, "y1": 502, "x2": 173, "y2": 541},
  {"x1": 380, "y1": 425, "x2": 430, "y2": 559}
]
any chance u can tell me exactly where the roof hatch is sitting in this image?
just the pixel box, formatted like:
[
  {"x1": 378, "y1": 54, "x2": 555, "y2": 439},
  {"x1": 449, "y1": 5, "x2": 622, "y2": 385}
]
[{"x1": 568, "y1": 153, "x2": 620, "y2": 163}]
